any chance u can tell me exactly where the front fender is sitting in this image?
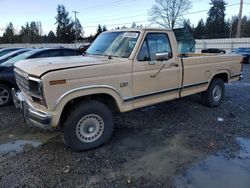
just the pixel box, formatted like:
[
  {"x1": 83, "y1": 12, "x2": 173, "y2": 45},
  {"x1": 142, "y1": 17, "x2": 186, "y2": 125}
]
[{"x1": 50, "y1": 85, "x2": 127, "y2": 126}]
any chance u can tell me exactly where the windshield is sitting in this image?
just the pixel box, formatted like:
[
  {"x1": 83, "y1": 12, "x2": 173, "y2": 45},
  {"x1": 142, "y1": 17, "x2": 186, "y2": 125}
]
[
  {"x1": 86, "y1": 31, "x2": 140, "y2": 58},
  {"x1": 0, "y1": 49, "x2": 14, "y2": 57},
  {"x1": 2, "y1": 50, "x2": 36, "y2": 66}
]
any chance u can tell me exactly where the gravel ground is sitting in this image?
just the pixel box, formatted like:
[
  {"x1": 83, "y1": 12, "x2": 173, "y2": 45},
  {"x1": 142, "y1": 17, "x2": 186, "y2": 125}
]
[{"x1": 0, "y1": 64, "x2": 249, "y2": 188}]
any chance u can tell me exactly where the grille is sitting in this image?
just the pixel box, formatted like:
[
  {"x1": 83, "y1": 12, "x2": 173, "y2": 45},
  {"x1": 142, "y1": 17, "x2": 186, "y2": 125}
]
[{"x1": 15, "y1": 72, "x2": 30, "y2": 95}]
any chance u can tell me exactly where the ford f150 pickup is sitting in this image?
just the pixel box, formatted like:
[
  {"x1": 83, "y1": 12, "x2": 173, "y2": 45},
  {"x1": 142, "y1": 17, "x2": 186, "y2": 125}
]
[{"x1": 13, "y1": 28, "x2": 243, "y2": 151}]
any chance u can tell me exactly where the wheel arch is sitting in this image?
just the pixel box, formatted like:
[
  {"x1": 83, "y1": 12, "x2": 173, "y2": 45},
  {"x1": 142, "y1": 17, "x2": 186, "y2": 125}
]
[
  {"x1": 210, "y1": 71, "x2": 229, "y2": 84},
  {"x1": 53, "y1": 87, "x2": 126, "y2": 128},
  {"x1": 0, "y1": 80, "x2": 16, "y2": 89}
]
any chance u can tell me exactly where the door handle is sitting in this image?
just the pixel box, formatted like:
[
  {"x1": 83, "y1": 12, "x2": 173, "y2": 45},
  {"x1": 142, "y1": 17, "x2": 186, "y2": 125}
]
[{"x1": 169, "y1": 63, "x2": 179, "y2": 67}]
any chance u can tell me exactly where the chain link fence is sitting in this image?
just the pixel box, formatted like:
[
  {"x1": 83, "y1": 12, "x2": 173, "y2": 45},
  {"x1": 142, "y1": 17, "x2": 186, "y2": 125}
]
[
  {"x1": 195, "y1": 38, "x2": 250, "y2": 53},
  {"x1": 1, "y1": 38, "x2": 250, "y2": 54},
  {"x1": 0, "y1": 43, "x2": 83, "y2": 49}
]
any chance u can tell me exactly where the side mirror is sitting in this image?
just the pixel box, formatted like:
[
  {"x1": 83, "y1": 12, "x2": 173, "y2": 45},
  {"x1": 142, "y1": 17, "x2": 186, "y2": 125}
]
[{"x1": 155, "y1": 52, "x2": 171, "y2": 61}]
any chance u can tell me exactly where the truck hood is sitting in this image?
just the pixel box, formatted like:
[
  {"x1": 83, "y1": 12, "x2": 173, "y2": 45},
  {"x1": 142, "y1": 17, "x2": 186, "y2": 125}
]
[{"x1": 14, "y1": 56, "x2": 110, "y2": 77}]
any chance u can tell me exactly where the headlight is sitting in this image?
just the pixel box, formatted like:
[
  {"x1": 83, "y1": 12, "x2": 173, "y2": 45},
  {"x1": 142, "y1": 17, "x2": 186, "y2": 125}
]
[{"x1": 28, "y1": 77, "x2": 47, "y2": 106}]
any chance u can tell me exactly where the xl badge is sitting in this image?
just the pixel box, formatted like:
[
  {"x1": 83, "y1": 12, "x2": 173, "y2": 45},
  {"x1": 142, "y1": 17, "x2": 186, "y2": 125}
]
[{"x1": 120, "y1": 82, "x2": 128, "y2": 88}]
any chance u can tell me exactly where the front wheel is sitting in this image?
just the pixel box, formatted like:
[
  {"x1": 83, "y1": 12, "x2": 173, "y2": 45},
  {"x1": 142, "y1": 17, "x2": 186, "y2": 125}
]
[
  {"x1": 0, "y1": 84, "x2": 11, "y2": 107},
  {"x1": 63, "y1": 100, "x2": 113, "y2": 151},
  {"x1": 201, "y1": 78, "x2": 225, "y2": 107}
]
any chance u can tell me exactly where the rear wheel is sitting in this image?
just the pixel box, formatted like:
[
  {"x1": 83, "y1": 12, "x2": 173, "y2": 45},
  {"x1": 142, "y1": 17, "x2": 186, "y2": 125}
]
[
  {"x1": 0, "y1": 84, "x2": 11, "y2": 107},
  {"x1": 63, "y1": 100, "x2": 113, "y2": 151},
  {"x1": 201, "y1": 78, "x2": 225, "y2": 107}
]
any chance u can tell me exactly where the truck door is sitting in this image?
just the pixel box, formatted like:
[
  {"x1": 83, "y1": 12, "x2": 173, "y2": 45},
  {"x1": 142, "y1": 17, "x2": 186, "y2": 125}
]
[{"x1": 131, "y1": 32, "x2": 181, "y2": 108}]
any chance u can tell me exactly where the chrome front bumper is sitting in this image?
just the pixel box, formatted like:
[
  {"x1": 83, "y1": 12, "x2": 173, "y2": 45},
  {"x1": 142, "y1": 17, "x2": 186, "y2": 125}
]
[{"x1": 12, "y1": 89, "x2": 52, "y2": 130}]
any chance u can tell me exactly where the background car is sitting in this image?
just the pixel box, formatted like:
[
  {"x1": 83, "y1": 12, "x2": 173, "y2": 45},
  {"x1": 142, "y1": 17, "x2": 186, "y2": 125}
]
[
  {"x1": 0, "y1": 49, "x2": 31, "y2": 64},
  {"x1": 79, "y1": 43, "x2": 91, "y2": 53},
  {"x1": 201, "y1": 48, "x2": 226, "y2": 54},
  {"x1": 0, "y1": 48, "x2": 82, "y2": 107},
  {"x1": 231, "y1": 48, "x2": 250, "y2": 64},
  {"x1": 0, "y1": 47, "x2": 24, "y2": 57}
]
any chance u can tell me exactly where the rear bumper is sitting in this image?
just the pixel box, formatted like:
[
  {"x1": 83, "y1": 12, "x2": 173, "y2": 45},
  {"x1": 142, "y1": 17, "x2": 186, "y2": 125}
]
[{"x1": 12, "y1": 89, "x2": 52, "y2": 130}]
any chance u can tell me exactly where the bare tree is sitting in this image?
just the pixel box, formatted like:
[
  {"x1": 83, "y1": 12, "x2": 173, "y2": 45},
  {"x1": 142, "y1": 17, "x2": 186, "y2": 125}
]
[{"x1": 148, "y1": 0, "x2": 192, "y2": 29}]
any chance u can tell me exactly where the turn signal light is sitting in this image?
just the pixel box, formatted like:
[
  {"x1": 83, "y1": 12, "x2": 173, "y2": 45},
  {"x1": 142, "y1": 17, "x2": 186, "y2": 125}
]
[{"x1": 49, "y1": 79, "x2": 67, "y2": 85}]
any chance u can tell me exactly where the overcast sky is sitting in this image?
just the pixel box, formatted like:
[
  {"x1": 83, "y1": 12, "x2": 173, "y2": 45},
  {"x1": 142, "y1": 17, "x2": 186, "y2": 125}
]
[{"x1": 0, "y1": 0, "x2": 249, "y2": 37}]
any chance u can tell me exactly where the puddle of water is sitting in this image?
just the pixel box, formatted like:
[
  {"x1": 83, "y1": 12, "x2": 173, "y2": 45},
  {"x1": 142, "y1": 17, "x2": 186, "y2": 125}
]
[
  {"x1": 174, "y1": 138, "x2": 250, "y2": 188},
  {"x1": 123, "y1": 135, "x2": 204, "y2": 179},
  {"x1": 0, "y1": 140, "x2": 41, "y2": 156},
  {"x1": 0, "y1": 125, "x2": 59, "y2": 156}
]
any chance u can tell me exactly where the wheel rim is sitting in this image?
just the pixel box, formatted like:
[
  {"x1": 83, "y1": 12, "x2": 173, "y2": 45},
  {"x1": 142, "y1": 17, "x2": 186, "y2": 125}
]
[
  {"x1": 0, "y1": 87, "x2": 9, "y2": 106},
  {"x1": 76, "y1": 114, "x2": 104, "y2": 143},
  {"x1": 212, "y1": 85, "x2": 222, "y2": 102}
]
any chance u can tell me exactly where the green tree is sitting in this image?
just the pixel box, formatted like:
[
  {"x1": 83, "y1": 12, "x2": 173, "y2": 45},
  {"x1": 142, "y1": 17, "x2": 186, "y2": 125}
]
[
  {"x1": 182, "y1": 19, "x2": 192, "y2": 30},
  {"x1": 19, "y1": 24, "x2": 29, "y2": 43},
  {"x1": 47, "y1": 31, "x2": 56, "y2": 43},
  {"x1": 2, "y1": 22, "x2": 15, "y2": 43},
  {"x1": 131, "y1": 22, "x2": 136, "y2": 28},
  {"x1": 55, "y1": 5, "x2": 75, "y2": 43},
  {"x1": 102, "y1": 25, "x2": 107, "y2": 32},
  {"x1": 97, "y1": 24, "x2": 102, "y2": 35},
  {"x1": 30, "y1": 21, "x2": 40, "y2": 43},
  {"x1": 94, "y1": 24, "x2": 103, "y2": 39},
  {"x1": 194, "y1": 19, "x2": 205, "y2": 39},
  {"x1": 75, "y1": 18, "x2": 83, "y2": 40},
  {"x1": 205, "y1": 0, "x2": 227, "y2": 38},
  {"x1": 241, "y1": 16, "x2": 250, "y2": 37}
]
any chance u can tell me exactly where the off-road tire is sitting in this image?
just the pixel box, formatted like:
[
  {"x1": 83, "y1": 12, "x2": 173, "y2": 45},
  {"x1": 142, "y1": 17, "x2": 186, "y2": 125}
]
[
  {"x1": 63, "y1": 100, "x2": 113, "y2": 151},
  {"x1": 201, "y1": 78, "x2": 225, "y2": 107}
]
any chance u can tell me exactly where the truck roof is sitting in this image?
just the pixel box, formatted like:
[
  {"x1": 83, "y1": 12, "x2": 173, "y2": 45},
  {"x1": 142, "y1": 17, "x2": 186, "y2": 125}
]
[{"x1": 105, "y1": 27, "x2": 172, "y2": 33}]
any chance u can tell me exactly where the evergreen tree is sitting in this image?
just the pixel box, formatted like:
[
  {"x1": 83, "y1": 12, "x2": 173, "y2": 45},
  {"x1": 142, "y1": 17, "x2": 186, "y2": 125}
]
[
  {"x1": 205, "y1": 0, "x2": 227, "y2": 38},
  {"x1": 241, "y1": 16, "x2": 250, "y2": 37},
  {"x1": 94, "y1": 24, "x2": 103, "y2": 39},
  {"x1": 96, "y1": 24, "x2": 102, "y2": 35},
  {"x1": 55, "y1": 5, "x2": 75, "y2": 43},
  {"x1": 2, "y1": 22, "x2": 15, "y2": 43},
  {"x1": 75, "y1": 18, "x2": 83, "y2": 40},
  {"x1": 194, "y1": 19, "x2": 205, "y2": 39},
  {"x1": 182, "y1": 19, "x2": 192, "y2": 30},
  {"x1": 102, "y1": 25, "x2": 107, "y2": 32},
  {"x1": 30, "y1": 21, "x2": 40, "y2": 43},
  {"x1": 47, "y1": 31, "x2": 56, "y2": 43},
  {"x1": 131, "y1": 22, "x2": 136, "y2": 28},
  {"x1": 19, "y1": 24, "x2": 29, "y2": 43}
]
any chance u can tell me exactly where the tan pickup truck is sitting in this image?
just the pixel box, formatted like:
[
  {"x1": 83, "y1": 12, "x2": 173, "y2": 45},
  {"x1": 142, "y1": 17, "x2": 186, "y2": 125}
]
[{"x1": 13, "y1": 28, "x2": 243, "y2": 151}]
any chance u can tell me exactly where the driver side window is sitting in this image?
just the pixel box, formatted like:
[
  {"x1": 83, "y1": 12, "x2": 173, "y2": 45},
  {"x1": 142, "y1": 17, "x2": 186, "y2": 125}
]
[{"x1": 137, "y1": 33, "x2": 172, "y2": 61}]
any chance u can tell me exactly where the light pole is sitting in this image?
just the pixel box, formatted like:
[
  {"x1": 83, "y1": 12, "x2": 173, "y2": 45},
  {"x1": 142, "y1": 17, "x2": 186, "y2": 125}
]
[
  {"x1": 236, "y1": 0, "x2": 243, "y2": 38},
  {"x1": 72, "y1": 10, "x2": 79, "y2": 51}
]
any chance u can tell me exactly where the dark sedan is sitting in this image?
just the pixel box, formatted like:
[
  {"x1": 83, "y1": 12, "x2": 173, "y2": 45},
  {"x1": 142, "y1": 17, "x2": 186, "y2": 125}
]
[
  {"x1": 201, "y1": 48, "x2": 226, "y2": 54},
  {"x1": 0, "y1": 48, "x2": 82, "y2": 107},
  {"x1": 0, "y1": 49, "x2": 31, "y2": 64},
  {"x1": 0, "y1": 47, "x2": 24, "y2": 57},
  {"x1": 232, "y1": 48, "x2": 250, "y2": 64}
]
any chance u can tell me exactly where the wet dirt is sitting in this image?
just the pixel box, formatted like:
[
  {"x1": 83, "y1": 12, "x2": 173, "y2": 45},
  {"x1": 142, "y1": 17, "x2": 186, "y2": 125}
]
[
  {"x1": 0, "y1": 64, "x2": 249, "y2": 187},
  {"x1": 0, "y1": 108, "x2": 59, "y2": 156},
  {"x1": 174, "y1": 138, "x2": 250, "y2": 188}
]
